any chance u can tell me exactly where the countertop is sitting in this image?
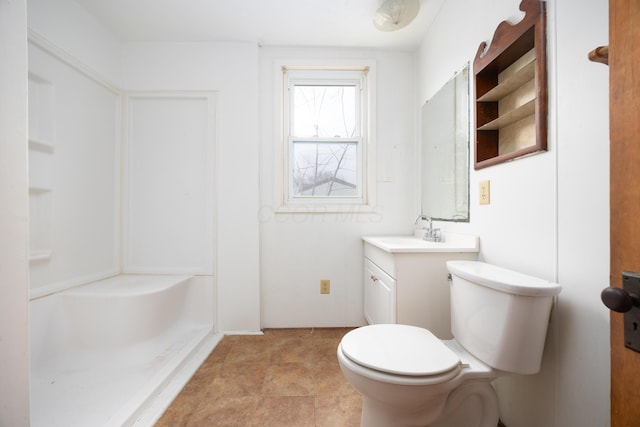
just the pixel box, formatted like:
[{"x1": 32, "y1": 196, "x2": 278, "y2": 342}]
[{"x1": 362, "y1": 233, "x2": 479, "y2": 253}]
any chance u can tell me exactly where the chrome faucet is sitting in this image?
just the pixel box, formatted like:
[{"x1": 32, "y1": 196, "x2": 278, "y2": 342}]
[
  {"x1": 414, "y1": 214, "x2": 432, "y2": 233},
  {"x1": 414, "y1": 214, "x2": 442, "y2": 242}
]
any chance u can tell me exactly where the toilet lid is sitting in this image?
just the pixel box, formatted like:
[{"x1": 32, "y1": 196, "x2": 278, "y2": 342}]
[{"x1": 341, "y1": 324, "x2": 460, "y2": 376}]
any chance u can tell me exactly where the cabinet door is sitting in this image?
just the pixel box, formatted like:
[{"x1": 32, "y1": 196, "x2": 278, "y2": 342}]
[
  {"x1": 364, "y1": 259, "x2": 397, "y2": 324},
  {"x1": 364, "y1": 260, "x2": 376, "y2": 324}
]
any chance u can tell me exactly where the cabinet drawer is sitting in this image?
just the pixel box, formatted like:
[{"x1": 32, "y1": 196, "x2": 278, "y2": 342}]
[{"x1": 364, "y1": 242, "x2": 395, "y2": 278}]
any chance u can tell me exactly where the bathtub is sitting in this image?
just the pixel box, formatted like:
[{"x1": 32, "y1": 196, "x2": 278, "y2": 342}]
[{"x1": 30, "y1": 274, "x2": 221, "y2": 427}]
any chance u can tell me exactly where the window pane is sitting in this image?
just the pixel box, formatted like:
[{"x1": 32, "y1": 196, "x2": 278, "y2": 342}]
[
  {"x1": 293, "y1": 86, "x2": 356, "y2": 138},
  {"x1": 292, "y1": 141, "x2": 358, "y2": 196}
]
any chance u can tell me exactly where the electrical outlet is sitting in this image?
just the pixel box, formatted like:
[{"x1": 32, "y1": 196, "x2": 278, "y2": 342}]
[
  {"x1": 320, "y1": 279, "x2": 330, "y2": 294},
  {"x1": 480, "y1": 180, "x2": 491, "y2": 205}
]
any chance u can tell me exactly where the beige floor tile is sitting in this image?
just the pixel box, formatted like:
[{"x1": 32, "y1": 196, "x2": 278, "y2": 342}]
[
  {"x1": 189, "y1": 395, "x2": 260, "y2": 427},
  {"x1": 314, "y1": 362, "x2": 359, "y2": 396},
  {"x1": 315, "y1": 394, "x2": 362, "y2": 427},
  {"x1": 309, "y1": 338, "x2": 343, "y2": 364},
  {"x1": 270, "y1": 338, "x2": 316, "y2": 365},
  {"x1": 219, "y1": 361, "x2": 269, "y2": 379},
  {"x1": 262, "y1": 363, "x2": 315, "y2": 396},
  {"x1": 251, "y1": 396, "x2": 315, "y2": 427},
  {"x1": 206, "y1": 374, "x2": 265, "y2": 398},
  {"x1": 156, "y1": 328, "x2": 363, "y2": 426},
  {"x1": 224, "y1": 340, "x2": 272, "y2": 364}
]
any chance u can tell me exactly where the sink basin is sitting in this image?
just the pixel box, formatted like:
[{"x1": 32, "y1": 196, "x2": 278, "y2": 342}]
[{"x1": 363, "y1": 233, "x2": 479, "y2": 253}]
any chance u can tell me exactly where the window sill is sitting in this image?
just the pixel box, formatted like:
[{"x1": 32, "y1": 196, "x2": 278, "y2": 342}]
[{"x1": 274, "y1": 203, "x2": 379, "y2": 215}]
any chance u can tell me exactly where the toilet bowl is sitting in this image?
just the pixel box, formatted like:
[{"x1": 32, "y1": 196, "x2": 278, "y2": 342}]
[
  {"x1": 337, "y1": 324, "x2": 499, "y2": 427},
  {"x1": 338, "y1": 260, "x2": 561, "y2": 427}
]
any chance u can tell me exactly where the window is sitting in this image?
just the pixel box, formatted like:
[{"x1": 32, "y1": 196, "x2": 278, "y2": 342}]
[{"x1": 280, "y1": 66, "x2": 375, "y2": 212}]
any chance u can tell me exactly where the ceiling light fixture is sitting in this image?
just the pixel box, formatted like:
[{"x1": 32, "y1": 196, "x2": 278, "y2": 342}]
[{"x1": 373, "y1": 0, "x2": 420, "y2": 32}]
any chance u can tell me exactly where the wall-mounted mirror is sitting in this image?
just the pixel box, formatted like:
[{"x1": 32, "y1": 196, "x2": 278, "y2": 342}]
[{"x1": 421, "y1": 64, "x2": 470, "y2": 221}]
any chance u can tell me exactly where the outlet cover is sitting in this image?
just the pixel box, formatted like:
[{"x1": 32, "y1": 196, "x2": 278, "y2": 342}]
[
  {"x1": 320, "y1": 279, "x2": 330, "y2": 294},
  {"x1": 480, "y1": 180, "x2": 490, "y2": 205}
]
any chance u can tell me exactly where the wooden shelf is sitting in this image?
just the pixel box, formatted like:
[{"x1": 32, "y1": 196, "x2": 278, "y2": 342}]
[
  {"x1": 477, "y1": 56, "x2": 536, "y2": 102},
  {"x1": 478, "y1": 99, "x2": 535, "y2": 130},
  {"x1": 473, "y1": 0, "x2": 548, "y2": 169}
]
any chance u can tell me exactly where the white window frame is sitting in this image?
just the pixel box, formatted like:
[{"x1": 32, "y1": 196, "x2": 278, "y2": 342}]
[{"x1": 275, "y1": 62, "x2": 377, "y2": 214}]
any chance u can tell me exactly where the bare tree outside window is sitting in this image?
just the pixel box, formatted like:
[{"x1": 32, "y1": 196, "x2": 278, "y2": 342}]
[
  {"x1": 291, "y1": 85, "x2": 359, "y2": 197},
  {"x1": 293, "y1": 142, "x2": 357, "y2": 196}
]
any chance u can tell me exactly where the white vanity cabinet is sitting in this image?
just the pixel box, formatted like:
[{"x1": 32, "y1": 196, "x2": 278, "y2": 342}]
[{"x1": 363, "y1": 235, "x2": 479, "y2": 339}]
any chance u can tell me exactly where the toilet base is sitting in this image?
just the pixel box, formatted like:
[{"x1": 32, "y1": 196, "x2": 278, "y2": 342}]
[
  {"x1": 429, "y1": 382, "x2": 499, "y2": 427},
  {"x1": 359, "y1": 382, "x2": 499, "y2": 427},
  {"x1": 360, "y1": 398, "x2": 444, "y2": 427}
]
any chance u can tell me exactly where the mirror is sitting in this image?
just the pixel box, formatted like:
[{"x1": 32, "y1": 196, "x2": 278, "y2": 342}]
[{"x1": 421, "y1": 64, "x2": 470, "y2": 221}]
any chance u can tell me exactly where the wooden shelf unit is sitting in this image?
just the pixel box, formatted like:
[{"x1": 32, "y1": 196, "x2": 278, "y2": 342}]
[{"x1": 473, "y1": 0, "x2": 548, "y2": 169}]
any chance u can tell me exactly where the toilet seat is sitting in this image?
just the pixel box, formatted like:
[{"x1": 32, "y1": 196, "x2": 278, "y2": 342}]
[{"x1": 341, "y1": 324, "x2": 460, "y2": 376}]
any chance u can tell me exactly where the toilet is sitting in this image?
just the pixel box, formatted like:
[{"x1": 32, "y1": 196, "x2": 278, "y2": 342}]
[{"x1": 337, "y1": 260, "x2": 561, "y2": 427}]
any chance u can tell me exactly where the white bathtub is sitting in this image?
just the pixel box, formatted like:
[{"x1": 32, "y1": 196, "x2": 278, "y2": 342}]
[{"x1": 30, "y1": 274, "x2": 221, "y2": 427}]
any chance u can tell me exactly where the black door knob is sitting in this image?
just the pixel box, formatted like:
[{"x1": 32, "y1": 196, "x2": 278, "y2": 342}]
[{"x1": 601, "y1": 286, "x2": 640, "y2": 313}]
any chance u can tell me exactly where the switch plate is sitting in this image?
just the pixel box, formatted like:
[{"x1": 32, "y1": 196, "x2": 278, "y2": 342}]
[
  {"x1": 480, "y1": 180, "x2": 490, "y2": 205},
  {"x1": 320, "y1": 280, "x2": 330, "y2": 294}
]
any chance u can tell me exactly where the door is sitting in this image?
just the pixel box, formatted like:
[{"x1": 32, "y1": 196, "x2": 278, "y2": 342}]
[{"x1": 608, "y1": 0, "x2": 640, "y2": 425}]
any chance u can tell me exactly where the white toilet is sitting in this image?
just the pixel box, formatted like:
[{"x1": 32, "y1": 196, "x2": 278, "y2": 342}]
[{"x1": 338, "y1": 260, "x2": 561, "y2": 427}]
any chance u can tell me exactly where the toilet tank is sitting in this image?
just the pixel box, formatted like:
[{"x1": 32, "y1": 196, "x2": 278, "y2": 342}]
[{"x1": 446, "y1": 261, "x2": 561, "y2": 375}]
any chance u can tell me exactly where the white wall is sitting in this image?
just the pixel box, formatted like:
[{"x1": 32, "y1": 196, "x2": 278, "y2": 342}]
[
  {"x1": 0, "y1": 0, "x2": 30, "y2": 424},
  {"x1": 258, "y1": 46, "x2": 417, "y2": 327},
  {"x1": 417, "y1": 0, "x2": 610, "y2": 426},
  {"x1": 554, "y1": 0, "x2": 610, "y2": 425}
]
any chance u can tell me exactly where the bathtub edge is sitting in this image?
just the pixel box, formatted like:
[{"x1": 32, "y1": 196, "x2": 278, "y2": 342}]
[{"x1": 123, "y1": 330, "x2": 224, "y2": 427}]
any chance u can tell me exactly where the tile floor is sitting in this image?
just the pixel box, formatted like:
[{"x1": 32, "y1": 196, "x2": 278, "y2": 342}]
[{"x1": 156, "y1": 328, "x2": 362, "y2": 426}]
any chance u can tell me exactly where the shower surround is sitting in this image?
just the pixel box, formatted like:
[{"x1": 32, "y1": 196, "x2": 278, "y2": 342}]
[{"x1": 28, "y1": 35, "x2": 218, "y2": 426}]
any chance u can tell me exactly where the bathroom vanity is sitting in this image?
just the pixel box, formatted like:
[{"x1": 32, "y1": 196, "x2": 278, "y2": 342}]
[{"x1": 362, "y1": 234, "x2": 479, "y2": 339}]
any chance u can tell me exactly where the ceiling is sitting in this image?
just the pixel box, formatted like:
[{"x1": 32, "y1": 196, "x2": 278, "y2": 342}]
[{"x1": 73, "y1": 0, "x2": 445, "y2": 50}]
